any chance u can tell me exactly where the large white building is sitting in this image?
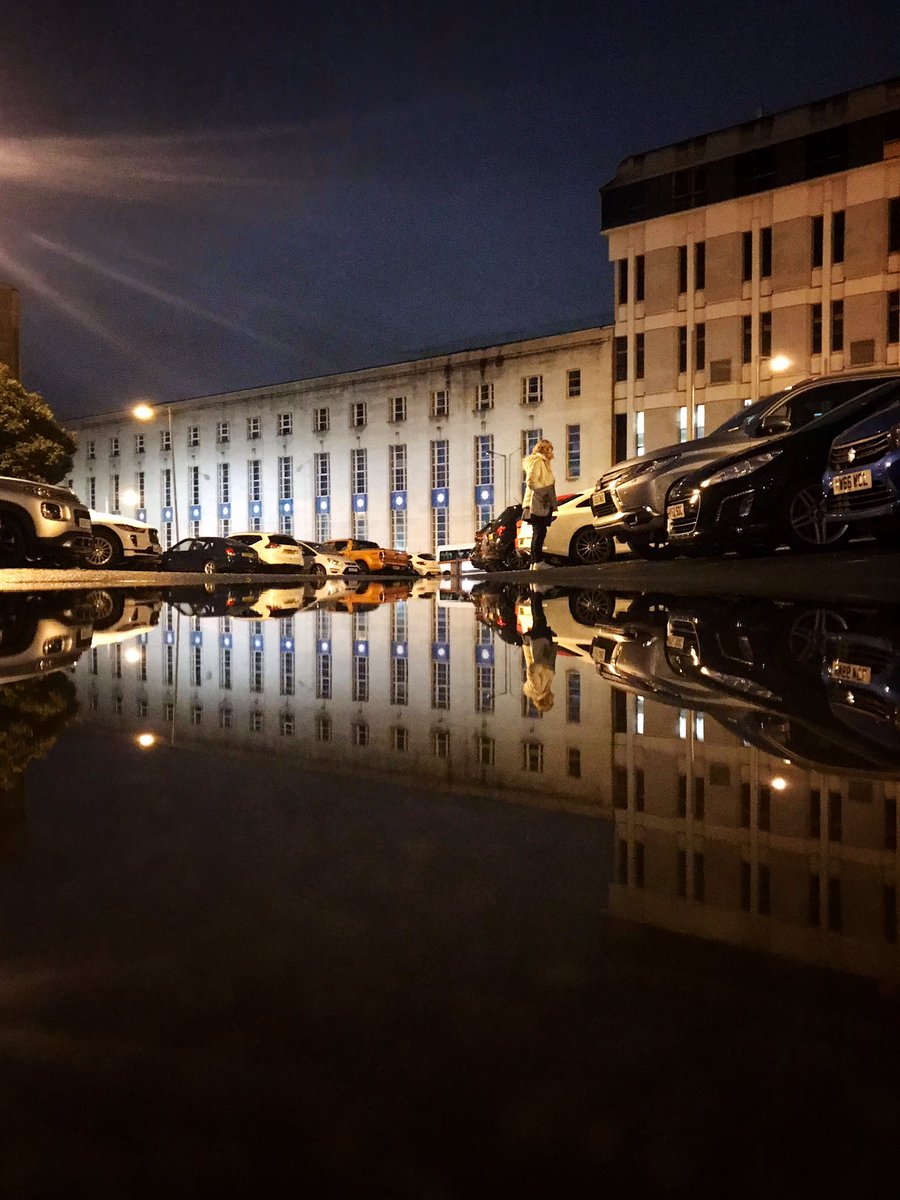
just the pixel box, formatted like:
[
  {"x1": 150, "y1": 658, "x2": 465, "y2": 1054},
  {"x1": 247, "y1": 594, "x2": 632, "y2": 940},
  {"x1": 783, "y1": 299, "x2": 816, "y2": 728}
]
[{"x1": 69, "y1": 327, "x2": 612, "y2": 552}]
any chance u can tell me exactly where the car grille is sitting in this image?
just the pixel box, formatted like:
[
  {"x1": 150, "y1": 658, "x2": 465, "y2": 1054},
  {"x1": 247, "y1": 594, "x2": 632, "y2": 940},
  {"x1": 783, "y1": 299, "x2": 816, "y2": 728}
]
[
  {"x1": 826, "y1": 480, "x2": 894, "y2": 516},
  {"x1": 75, "y1": 507, "x2": 91, "y2": 524},
  {"x1": 830, "y1": 430, "x2": 892, "y2": 468},
  {"x1": 668, "y1": 496, "x2": 700, "y2": 537}
]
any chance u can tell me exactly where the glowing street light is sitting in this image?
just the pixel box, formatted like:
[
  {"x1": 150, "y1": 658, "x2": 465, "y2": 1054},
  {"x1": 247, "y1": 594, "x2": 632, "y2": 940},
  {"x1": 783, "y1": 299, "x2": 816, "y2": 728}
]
[
  {"x1": 136, "y1": 732, "x2": 156, "y2": 749},
  {"x1": 133, "y1": 401, "x2": 179, "y2": 539}
]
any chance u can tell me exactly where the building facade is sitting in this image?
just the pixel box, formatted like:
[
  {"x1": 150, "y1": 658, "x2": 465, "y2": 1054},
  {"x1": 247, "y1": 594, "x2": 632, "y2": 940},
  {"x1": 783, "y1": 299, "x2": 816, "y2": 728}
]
[
  {"x1": 601, "y1": 75, "x2": 900, "y2": 460},
  {"x1": 69, "y1": 327, "x2": 612, "y2": 551}
]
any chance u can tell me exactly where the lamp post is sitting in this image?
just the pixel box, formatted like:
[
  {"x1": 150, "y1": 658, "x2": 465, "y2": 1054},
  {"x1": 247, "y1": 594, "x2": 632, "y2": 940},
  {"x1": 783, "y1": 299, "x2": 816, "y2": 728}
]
[
  {"x1": 485, "y1": 449, "x2": 511, "y2": 507},
  {"x1": 751, "y1": 353, "x2": 792, "y2": 405},
  {"x1": 133, "y1": 402, "x2": 179, "y2": 541}
]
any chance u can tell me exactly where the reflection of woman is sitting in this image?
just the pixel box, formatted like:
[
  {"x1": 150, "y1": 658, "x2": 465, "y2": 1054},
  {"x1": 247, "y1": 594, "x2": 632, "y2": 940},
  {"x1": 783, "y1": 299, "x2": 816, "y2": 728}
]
[
  {"x1": 522, "y1": 592, "x2": 557, "y2": 712},
  {"x1": 521, "y1": 439, "x2": 557, "y2": 569}
]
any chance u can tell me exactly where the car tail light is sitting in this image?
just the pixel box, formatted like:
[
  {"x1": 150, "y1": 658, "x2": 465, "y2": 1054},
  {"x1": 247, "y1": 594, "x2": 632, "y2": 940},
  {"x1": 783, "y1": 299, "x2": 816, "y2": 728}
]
[
  {"x1": 225, "y1": 546, "x2": 235, "y2": 557},
  {"x1": 379, "y1": 551, "x2": 385, "y2": 562},
  {"x1": 266, "y1": 540, "x2": 279, "y2": 548},
  {"x1": 496, "y1": 524, "x2": 506, "y2": 535}
]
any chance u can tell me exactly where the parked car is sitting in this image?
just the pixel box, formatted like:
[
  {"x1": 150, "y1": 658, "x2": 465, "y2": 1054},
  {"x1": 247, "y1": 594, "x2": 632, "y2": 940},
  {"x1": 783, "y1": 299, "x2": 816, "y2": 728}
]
[
  {"x1": 86, "y1": 510, "x2": 162, "y2": 569},
  {"x1": 0, "y1": 590, "x2": 96, "y2": 681},
  {"x1": 590, "y1": 371, "x2": 900, "y2": 558},
  {"x1": 516, "y1": 490, "x2": 615, "y2": 566},
  {"x1": 227, "y1": 531, "x2": 306, "y2": 571},
  {"x1": 472, "y1": 504, "x2": 525, "y2": 571},
  {"x1": 320, "y1": 538, "x2": 412, "y2": 574},
  {"x1": 665, "y1": 375, "x2": 900, "y2": 555},
  {"x1": 410, "y1": 551, "x2": 441, "y2": 576},
  {"x1": 159, "y1": 536, "x2": 262, "y2": 574},
  {"x1": 0, "y1": 476, "x2": 94, "y2": 568},
  {"x1": 822, "y1": 396, "x2": 900, "y2": 541},
  {"x1": 292, "y1": 539, "x2": 362, "y2": 580}
]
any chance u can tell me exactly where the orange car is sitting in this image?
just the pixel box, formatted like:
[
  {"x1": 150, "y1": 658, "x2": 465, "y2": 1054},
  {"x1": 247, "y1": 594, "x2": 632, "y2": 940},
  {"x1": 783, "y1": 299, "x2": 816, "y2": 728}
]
[
  {"x1": 321, "y1": 538, "x2": 412, "y2": 575},
  {"x1": 315, "y1": 580, "x2": 411, "y2": 613}
]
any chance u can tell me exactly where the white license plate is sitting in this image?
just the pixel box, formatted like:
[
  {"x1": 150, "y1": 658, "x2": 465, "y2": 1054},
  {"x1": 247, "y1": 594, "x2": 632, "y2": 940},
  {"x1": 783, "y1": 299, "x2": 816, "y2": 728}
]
[
  {"x1": 592, "y1": 490, "x2": 608, "y2": 507},
  {"x1": 668, "y1": 503, "x2": 685, "y2": 520},
  {"x1": 667, "y1": 634, "x2": 685, "y2": 650},
  {"x1": 832, "y1": 469, "x2": 872, "y2": 495},
  {"x1": 77, "y1": 517, "x2": 92, "y2": 529},
  {"x1": 831, "y1": 659, "x2": 872, "y2": 685},
  {"x1": 592, "y1": 646, "x2": 607, "y2": 664}
]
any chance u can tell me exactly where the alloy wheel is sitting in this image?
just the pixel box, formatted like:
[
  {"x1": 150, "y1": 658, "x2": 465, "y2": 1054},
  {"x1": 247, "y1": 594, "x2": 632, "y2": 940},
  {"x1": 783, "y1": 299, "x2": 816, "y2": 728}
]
[
  {"x1": 570, "y1": 526, "x2": 614, "y2": 565},
  {"x1": 787, "y1": 486, "x2": 849, "y2": 550}
]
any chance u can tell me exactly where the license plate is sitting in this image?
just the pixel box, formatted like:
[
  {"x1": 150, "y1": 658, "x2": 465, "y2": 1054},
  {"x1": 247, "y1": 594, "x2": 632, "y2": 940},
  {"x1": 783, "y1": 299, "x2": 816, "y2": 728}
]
[
  {"x1": 78, "y1": 517, "x2": 92, "y2": 529},
  {"x1": 831, "y1": 660, "x2": 872, "y2": 685},
  {"x1": 592, "y1": 646, "x2": 607, "y2": 664},
  {"x1": 667, "y1": 634, "x2": 685, "y2": 650},
  {"x1": 592, "y1": 490, "x2": 608, "y2": 508},
  {"x1": 832, "y1": 469, "x2": 872, "y2": 494},
  {"x1": 668, "y1": 502, "x2": 685, "y2": 520}
]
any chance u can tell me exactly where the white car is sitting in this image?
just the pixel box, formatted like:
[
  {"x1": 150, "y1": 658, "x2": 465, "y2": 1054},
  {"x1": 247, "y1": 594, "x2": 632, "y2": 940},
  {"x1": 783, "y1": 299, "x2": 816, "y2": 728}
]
[
  {"x1": 87, "y1": 510, "x2": 162, "y2": 569},
  {"x1": 410, "y1": 551, "x2": 442, "y2": 576},
  {"x1": 515, "y1": 490, "x2": 615, "y2": 566},
  {"x1": 294, "y1": 539, "x2": 362, "y2": 581},
  {"x1": 229, "y1": 532, "x2": 307, "y2": 571}
]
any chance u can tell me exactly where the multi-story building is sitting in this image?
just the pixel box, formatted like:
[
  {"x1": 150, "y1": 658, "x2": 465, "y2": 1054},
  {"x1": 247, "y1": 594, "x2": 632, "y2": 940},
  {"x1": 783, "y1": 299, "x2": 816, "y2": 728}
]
[
  {"x1": 601, "y1": 74, "x2": 900, "y2": 460},
  {"x1": 69, "y1": 327, "x2": 612, "y2": 551}
]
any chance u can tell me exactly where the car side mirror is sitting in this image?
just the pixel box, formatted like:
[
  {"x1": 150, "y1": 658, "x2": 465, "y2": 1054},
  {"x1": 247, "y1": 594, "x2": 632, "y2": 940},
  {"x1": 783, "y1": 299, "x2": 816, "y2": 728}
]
[{"x1": 759, "y1": 416, "x2": 791, "y2": 435}]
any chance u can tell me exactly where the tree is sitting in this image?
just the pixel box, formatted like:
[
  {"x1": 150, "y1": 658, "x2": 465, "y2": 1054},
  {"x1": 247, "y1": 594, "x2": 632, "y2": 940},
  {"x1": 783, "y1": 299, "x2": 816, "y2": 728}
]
[{"x1": 0, "y1": 365, "x2": 76, "y2": 484}]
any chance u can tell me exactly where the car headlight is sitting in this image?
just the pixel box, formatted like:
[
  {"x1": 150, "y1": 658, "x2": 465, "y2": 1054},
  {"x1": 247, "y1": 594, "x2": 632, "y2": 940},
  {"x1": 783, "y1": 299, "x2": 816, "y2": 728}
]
[{"x1": 700, "y1": 451, "x2": 782, "y2": 488}]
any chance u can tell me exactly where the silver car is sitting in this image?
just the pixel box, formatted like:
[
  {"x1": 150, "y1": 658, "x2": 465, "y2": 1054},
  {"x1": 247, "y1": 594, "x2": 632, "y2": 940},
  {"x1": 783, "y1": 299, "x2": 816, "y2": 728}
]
[{"x1": 590, "y1": 371, "x2": 900, "y2": 558}]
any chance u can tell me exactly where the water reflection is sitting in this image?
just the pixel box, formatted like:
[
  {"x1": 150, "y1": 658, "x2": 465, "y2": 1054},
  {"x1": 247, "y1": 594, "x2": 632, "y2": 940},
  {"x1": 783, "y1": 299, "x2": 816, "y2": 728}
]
[{"x1": 0, "y1": 581, "x2": 899, "y2": 990}]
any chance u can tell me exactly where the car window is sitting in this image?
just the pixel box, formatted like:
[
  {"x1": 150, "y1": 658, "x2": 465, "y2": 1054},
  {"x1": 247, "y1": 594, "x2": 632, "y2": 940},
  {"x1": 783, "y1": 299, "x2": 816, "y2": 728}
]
[
  {"x1": 230, "y1": 534, "x2": 256, "y2": 546},
  {"x1": 759, "y1": 379, "x2": 898, "y2": 434},
  {"x1": 267, "y1": 535, "x2": 297, "y2": 546}
]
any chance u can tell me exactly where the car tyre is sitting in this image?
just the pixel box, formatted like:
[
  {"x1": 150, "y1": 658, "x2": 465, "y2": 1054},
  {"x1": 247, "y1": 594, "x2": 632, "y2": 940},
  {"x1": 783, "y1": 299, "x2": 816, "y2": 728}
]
[
  {"x1": 203, "y1": 560, "x2": 218, "y2": 575},
  {"x1": 310, "y1": 562, "x2": 326, "y2": 583},
  {"x1": 569, "y1": 525, "x2": 614, "y2": 566},
  {"x1": 85, "y1": 529, "x2": 122, "y2": 569},
  {"x1": 568, "y1": 588, "x2": 616, "y2": 625},
  {"x1": 786, "y1": 485, "x2": 849, "y2": 552}
]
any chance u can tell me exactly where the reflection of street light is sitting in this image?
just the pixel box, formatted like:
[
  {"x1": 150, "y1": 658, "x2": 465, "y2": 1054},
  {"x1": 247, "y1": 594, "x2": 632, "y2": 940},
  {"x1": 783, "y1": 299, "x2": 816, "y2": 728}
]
[
  {"x1": 124, "y1": 647, "x2": 142, "y2": 665},
  {"x1": 136, "y1": 733, "x2": 156, "y2": 749},
  {"x1": 133, "y1": 402, "x2": 179, "y2": 540},
  {"x1": 121, "y1": 487, "x2": 140, "y2": 511}
]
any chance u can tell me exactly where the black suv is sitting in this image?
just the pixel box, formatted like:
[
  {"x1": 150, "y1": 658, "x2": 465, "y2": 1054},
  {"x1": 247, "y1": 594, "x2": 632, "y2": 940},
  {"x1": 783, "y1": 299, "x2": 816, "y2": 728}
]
[{"x1": 665, "y1": 374, "x2": 900, "y2": 555}]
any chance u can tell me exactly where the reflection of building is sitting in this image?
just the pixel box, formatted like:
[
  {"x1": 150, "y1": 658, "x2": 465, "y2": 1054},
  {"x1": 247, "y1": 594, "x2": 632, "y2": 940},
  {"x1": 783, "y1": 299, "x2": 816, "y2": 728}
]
[
  {"x1": 68, "y1": 328, "x2": 612, "y2": 552},
  {"x1": 0, "y1": 282, "x2": 21, "y2": 379},
  {"x1": 609, "y1": 687, "x2": 900, "y2": 985},
  {"x1": 73, "y1": 589, "x2": 615, "y2": 816},
  {"x1": 602, "y1": 75, "x2": 900, "y2": 458}
]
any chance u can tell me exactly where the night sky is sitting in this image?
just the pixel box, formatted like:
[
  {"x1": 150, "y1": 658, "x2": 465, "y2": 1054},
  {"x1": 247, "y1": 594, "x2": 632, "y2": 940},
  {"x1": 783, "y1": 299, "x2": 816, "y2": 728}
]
[{"x1": 0, "y1": 0, "x2": 896, "y2": 418}]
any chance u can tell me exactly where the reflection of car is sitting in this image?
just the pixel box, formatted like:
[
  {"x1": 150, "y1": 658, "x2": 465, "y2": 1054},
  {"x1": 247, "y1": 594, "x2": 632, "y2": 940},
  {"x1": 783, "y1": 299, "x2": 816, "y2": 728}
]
[
  {"x1": 0, "y1": 592, "x2": 95, "y2": 681},
  {"x1": 234, "y1": 587, "x2": 313, "y2": 620},
  {"x1": 821, "y1": 612, "x2": 900, "y2": 758},
  {"x1": 159, "y1": 537, "x2": 261, "y2": 574},
  {"x1": 410, "y1": 551, "x2": 441, "y2": 576},
  {"x1": 86, "y1": 592, "x2": 162, "y2": 643},
  {"x1": 164, "y1": 585, "x2": 264, "y2": 617},
  {"x1": 292, "y1": 539, "x2": 361, "y2": 580},
  {"x1": 86, "y1": 510, "x2": 162, "y2": 569},
  {"x1": 0, "y1": 476, "x2": 94, "y2": 568},
  {"x1": 314, "y1": 580, "x2": 411, "y2": 613},
  {"x1": 472, "y1": 505, "x2": 525, "y2": 571},
  {"x1": 823, "y1": 397, "x2": 900, "y2": 539},
  {"x1": 516, "y1": 490, "x2": 615, "y2": 566},
  {"x1": 228, "y1": 532, "x2": 306, "y2": 571},
  {"x1": 591, "y1": 371, "x2": 900, "y2": 558},
  {"x1": 320, "y1": 538, "x2": 412, "y2": 575},
  {"x1": 666, "y1": 376, "x2": 900, "y2": 555}
]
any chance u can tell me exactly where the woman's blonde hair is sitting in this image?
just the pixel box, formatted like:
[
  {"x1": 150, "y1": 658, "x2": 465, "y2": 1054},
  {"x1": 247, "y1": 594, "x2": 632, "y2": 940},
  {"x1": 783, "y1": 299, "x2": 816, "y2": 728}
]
[{"x1": 534, "y1": 439, "x2": 554, "y2": 458}]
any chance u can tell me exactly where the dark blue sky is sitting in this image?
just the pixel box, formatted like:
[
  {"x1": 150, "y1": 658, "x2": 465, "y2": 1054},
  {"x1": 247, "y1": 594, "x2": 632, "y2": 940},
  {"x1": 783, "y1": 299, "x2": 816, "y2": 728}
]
[{"x1": 0, "y1": 0, "x2": 897, "y2": 417}]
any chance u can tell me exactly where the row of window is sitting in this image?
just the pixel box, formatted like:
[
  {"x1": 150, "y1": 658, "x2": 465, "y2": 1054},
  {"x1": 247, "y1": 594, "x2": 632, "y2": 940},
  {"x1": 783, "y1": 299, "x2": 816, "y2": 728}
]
[
  {"x1": 614, "y1": 840, "x2": 896, "y2": 937},
  {"x1": 615, "y1": 200, "x2": 900, "y2": 305},
  {"x1": 88, "y1": 372, "x2": 585, "y2": 459},
  {"x1": 614, "y1": 291, "x2": 900, "y2": 384}
]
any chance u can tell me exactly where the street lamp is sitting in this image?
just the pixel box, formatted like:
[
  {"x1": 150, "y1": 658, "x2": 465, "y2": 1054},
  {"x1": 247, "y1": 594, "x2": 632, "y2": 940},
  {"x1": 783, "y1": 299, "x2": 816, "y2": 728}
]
[
  {"x1": 751, "y1": 352, "x2": 792, "y2": 405},
  {"x1": 485, "y1": 449, "x2": 512, "y2": 507},
  {"x1": 133, "y1": 401, "x2": 179, "y2": 540}
]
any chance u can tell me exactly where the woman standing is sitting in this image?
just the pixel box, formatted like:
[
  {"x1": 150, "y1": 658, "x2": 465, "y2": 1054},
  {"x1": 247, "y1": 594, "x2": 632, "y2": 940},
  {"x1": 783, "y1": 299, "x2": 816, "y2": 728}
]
[{"x1": 521, "y1": 439, "x2": 557, "y2": 569}]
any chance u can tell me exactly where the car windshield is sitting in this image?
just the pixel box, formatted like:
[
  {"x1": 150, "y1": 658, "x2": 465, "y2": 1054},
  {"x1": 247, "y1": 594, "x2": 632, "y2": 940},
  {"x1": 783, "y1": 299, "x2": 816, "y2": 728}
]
[{"x1": 714, "y1": 378, "x2": 897, "y2": 438}]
